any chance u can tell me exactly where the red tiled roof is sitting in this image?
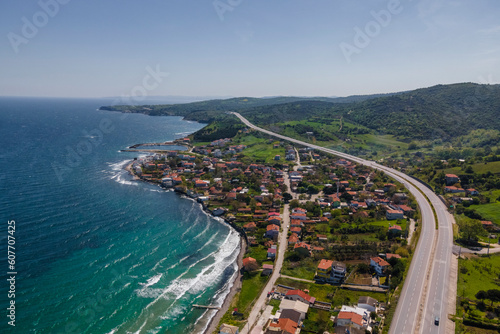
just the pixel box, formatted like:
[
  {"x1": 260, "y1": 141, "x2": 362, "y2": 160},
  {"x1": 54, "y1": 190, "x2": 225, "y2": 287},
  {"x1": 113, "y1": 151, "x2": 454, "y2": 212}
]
[
  {"x1": 286, "y1": 289, "x2": 314, "y2": 303},
  {"x1": 318, "y1": 259, "x2": 333, "y2": 270},
  {"x1": 338, "y1": 311, "x2": 363, "y2": 327},
  {"x1": 267, "y1": 224, "x2": 280, "y2": 231},
  {"x1": 371, "y1": 256, "x2": 390, "y2": 267},
  {"x1": 268, "y1": 318, "x2": 298, "y2": 334}
]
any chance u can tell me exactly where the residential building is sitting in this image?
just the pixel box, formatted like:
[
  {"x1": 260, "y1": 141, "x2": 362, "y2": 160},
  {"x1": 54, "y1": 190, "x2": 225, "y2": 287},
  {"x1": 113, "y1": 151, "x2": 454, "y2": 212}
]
[
  {"x1": 266, "y1": 224, "x2": 280, "y2": 239},
  {"x1": 316, "y1": 259, "x2": 333, "y2": 281},
  {"x1": 267, "y1": 248, "x2": 277, "y2": 259},
  {"x1": 370, "y1": 257, "x2": 390, "y2": 276},
  {"x1": 336, "y1": 311, "x2": 364, "y2": 329},
  {"x1": 445, "y1": 174, "x2": 460, "y2": 186},
  {"x1": 330, "y1": 261, "x2": 347, "y2": 284},
  {"x1": 358, "y1": 296, "x2": 378, "y2": 313},
  {"x1": 279, "y1": 299, "x2": 309, "y2": 322},
  {"x1": 285, "y1": 289, "x2": 316, "y2": 305},
  {"x1": 262, "y1": 264, "x2": 274, "y2": 276},
  {"x1": 265, "y1": 318, "x2": 298, "y2": 334},
  {"x1": 386, "y1": 209, "x2": 404, "y2": 220}
]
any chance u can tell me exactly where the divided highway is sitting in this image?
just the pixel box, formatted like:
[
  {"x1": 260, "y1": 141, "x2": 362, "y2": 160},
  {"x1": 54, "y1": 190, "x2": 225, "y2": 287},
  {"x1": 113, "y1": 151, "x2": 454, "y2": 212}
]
[{"x1": 231, "y1": 112, "x2": 456, "y2": 334}]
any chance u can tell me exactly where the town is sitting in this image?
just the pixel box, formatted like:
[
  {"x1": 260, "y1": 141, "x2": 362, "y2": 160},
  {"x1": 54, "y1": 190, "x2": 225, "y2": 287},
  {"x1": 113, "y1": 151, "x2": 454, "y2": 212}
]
[{"x1": 128, "y1": 128, "x2": 420, "y2": 334}]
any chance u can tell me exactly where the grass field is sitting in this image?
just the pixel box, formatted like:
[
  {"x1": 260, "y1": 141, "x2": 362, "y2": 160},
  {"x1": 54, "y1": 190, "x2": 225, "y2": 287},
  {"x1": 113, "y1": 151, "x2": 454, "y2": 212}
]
[
  {"x1": 368, "y1": 219, "x2": 408, "y2": 231},
  {"x1": 457, "y1": 254, "x2": 500, "y2": 300},
  {"x1": 281, "y1": 257, "x2": 317, "y2": 280},
  {"x1": 276, "y1": 277, "x2": 337, "y2": 302},
  {"x1": 438, "y1": 161, "x2": 500, "y2": 176},
  {"x1": 469, "y1": 203, "x2": 500, "y2": 224},
  {"x1": 245, "y1": 245, "x2": 268, "y2": 264},
  {"x1": 237, "y1": 272, "x2": 269, "y2": 314}
]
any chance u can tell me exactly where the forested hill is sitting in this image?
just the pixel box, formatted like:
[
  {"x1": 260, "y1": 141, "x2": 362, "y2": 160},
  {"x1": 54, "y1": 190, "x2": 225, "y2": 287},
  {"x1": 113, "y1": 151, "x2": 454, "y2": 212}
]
[
  {"x1": 100, "y1": 83, "x2": 500, "y2": 140},
  {"x1": 343, "y1": 83, "x2": 500, "y2": 139},
  {"x1": 98, "y1": 93, "x2": 398, "y2": 123},
  {"x1": 240, "y1": 83, "x2": 500, "y2": 140}
]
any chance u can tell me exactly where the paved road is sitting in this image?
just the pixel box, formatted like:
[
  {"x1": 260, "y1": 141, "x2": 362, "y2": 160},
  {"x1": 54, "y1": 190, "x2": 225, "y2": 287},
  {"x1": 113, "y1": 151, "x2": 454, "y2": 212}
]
[
  {"x1": 240, "y1": 203, "x2": 290, "y2": 334},
  {"x1": 232, "y1": 112, "x2": 456, "y2": 334}
]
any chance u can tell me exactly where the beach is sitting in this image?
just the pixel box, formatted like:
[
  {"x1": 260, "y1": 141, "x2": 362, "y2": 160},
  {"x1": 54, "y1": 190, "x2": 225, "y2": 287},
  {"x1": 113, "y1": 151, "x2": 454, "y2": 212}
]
[
  {"x1": 124, "y1": 157, "x2": 246, "y2": 334},
  {"x1": 204, "y1": 237, "x2": 246, "y2": 334}
]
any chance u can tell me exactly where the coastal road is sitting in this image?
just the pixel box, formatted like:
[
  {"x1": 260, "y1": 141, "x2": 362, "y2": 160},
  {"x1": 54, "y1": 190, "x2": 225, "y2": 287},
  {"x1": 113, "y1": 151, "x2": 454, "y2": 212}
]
[
  {"x1": 240, "y1": 203, "x2": 290, "y2": 334},
  {"x1": 231, "y1": 112, "x2": 456, "y2": 333}
]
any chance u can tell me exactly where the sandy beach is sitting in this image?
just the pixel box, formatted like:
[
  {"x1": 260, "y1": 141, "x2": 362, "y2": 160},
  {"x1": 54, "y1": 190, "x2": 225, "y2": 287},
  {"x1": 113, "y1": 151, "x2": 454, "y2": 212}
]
[{"x1": 204, "y1": 237, "x2": 246, "y2": 334}]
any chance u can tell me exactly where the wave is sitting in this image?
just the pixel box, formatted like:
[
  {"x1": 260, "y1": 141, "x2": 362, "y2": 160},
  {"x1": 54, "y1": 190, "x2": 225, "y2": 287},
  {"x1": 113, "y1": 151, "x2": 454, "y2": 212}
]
[
  {"x1": 139, "y1": 273, "x2": 163, "y2": 288},
  {"x1": 148, "y1": 228, "x2": 239, "y2": 303}
]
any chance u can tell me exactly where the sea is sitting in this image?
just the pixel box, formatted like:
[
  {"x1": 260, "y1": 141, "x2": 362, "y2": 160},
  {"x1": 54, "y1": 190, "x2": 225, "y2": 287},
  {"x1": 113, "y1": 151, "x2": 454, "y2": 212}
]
[{"x1": 0, "y1": 97, "x2": 240, "y2": 334}]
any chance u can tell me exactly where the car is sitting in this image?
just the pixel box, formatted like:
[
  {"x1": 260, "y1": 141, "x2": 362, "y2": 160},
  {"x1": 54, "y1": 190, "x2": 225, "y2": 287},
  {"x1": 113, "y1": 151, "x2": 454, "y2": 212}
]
[{"x1": 434, "y1": 316, "x2": 440, "y2": 325}]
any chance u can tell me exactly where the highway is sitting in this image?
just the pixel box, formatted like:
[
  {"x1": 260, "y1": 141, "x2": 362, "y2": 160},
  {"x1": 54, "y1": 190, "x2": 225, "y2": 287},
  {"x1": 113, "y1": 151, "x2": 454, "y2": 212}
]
[{"x1": 231, "y1": 112, "x2": 456, "y2": 334}]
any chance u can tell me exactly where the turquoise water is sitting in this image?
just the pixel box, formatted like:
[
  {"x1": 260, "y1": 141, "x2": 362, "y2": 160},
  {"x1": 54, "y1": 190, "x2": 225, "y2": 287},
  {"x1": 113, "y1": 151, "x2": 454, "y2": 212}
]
[{"x1": 0, "y1": 97, "x2": 240, "y2": 334}]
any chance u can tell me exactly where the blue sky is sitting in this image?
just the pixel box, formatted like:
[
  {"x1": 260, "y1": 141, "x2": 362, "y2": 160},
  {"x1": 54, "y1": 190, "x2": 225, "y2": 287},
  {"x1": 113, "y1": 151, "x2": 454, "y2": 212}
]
[{"x1": 1, "y1": 0, "x2": 499, "y2": 98}]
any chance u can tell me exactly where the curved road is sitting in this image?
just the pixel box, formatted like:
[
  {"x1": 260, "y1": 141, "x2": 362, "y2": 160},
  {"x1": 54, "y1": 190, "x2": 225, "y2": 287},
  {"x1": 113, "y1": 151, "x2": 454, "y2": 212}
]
[{"x1": 232, "y1": 112, "x2": 455, "y2": 334}]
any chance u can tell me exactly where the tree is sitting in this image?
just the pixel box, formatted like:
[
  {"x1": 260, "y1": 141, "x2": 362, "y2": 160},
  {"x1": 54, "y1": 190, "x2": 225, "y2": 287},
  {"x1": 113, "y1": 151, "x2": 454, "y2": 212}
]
[
  {"x1": 487, "y1": 289, "x2": 500, "y2": 306},
  {"x1": 283, "y1": 192, "x2": 293, "y2": 203},
  {"x1": 457, "y1": 216, "x2": 487, "y2": 243},
  {"x1": 475, "y1": 290, "x2": 487, "y2": 301}
]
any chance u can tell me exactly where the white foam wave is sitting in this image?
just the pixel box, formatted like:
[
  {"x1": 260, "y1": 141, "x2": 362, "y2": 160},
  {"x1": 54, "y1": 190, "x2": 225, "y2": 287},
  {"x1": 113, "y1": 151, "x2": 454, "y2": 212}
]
[
  {"x1": 141, "y1": 228, "x2": 240, "y2": 308},
  {"x1": 113, "y1": 253, "x2": 132, "y2": 264},
  {"x1": 139, "y1": 273, "x2": 163, "y2": 288}
]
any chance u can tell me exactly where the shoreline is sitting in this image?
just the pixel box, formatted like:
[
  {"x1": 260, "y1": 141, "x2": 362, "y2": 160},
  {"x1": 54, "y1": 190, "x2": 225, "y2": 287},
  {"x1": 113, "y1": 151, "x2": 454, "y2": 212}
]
[
  {"x1": 203, "y1": 237, "x2": 246, "y2": 334},
  {"x1": 123, "y1": 158, "x2": 245, "y2": 334}
]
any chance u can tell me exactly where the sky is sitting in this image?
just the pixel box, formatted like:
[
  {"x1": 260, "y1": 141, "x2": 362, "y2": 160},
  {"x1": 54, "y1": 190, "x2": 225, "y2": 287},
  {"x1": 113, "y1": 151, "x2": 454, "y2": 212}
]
[{"x1": 1, "y1": 0, "x2": 500, "y2": 98}]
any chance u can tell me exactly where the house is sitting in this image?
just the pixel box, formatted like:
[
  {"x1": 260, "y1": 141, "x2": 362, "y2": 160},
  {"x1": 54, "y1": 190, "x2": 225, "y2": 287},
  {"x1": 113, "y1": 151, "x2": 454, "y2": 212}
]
[
  {"x1": 316, "y1": 259, "x2": 333, "y2": 281},
  {"x1": 285, "y1": 289, "x2": 316, "y2": 305},
  {"x1": 195, "y1": 179, "x2": 209, "y2": 188},
  {"x1": 267, "y1": 216, "x2": 282, "y2": 226},
  {"x1": 316, "y1": 259, "x2": 346, "y2": 284},
  {"x1": 219, "y1": 323, "x2": 239, "y2": 334},
  {"x1": 262, "y1": 264, "x2": 274, "y2": 276},
  {"x1": 243, "y1": 222, "x2": 257, "y2": 232},
  {"x1": 330, "y1": 261, "x2": 347, "y2": 284},
  {"x1": 445, "y1": 174, "x2": 460, "y2": 186},
  {"x1": 212, "y1": 208, "x2": 226, "y2": 216},
  {"x1": 267, "y1": 248, "x2": 277, "y2": 259},
  {"x1": 336, "y1": 311, "x2": 364, "y2": 329},
  {"x1": 466, "y1": 188, "x2": 479, "y2": 196},
  {"x1": 386, "y1": 253, "x2": 401, "y2": 260},
  {"x1": 265, "y1": 318, "x2": 298, "y2": 334},
  {"x1": 279, "y1": 299, "x2": 309, "y2": 322},
  {"x1": 279, "y1": 309, "x2": 302, "y2": 325},
  {"x1": 397, "y1": 204, "x2": 415, "y2": 217},
  {"x1": 242, "y1": 257, "x2": 258, "y2": 272},
  {"x1": 294, "y1": 242, "x2": 311, "y2": 256},
  {"x1": 290, "y1": 227, "x2": 302, "y2": 235},
  {"x1": 386, "y1": 209, "x2": 404, "y2": 220},
  {"x1": 274, "y1": 155, "x2": 281, "y2": 161},
  {"x1": 358, "y1": 296, "x2": 378, "y2": 313},
  {"x1": 388, "y1": 225, "x2": 403, "y2": 236},
  {"x1": 290, "y1": 212, "x2": 307, "y2": 220},
  {"x1": 265, "y1": 224, "x2": 280, "y2": 239},
  {"x1": 292, "y1": 207, "x2": 306, "y2": 214},
  {"x1": 317, "y1": 234, "x2": 328, "y2": 242},
  {"x1": 288, "y1": 234, "x2": 299, "y2": 245},
  {"x1": 370, "y1": 257, "x2": 390, "y2": 276},
  {"x1": 445, "y1": 186, "x2": 465, "y2": 193},
  {"x1": 481, "y1": 221, "x2": 494, "y2": 230}
]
